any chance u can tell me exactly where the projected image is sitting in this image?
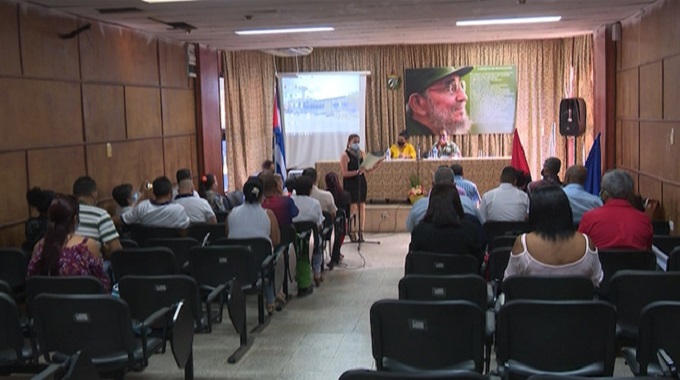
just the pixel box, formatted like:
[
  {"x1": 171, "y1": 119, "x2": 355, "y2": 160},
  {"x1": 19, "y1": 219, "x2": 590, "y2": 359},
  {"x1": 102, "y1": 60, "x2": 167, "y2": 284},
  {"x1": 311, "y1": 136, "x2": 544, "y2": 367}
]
[{"x1": 404, "y1": 66, "x2": 517, "y2": 136}]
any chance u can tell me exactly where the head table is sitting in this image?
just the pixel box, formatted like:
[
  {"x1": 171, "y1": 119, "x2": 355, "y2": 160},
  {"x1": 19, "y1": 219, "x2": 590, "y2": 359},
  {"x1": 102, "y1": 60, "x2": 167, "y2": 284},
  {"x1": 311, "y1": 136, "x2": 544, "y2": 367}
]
[{"x1": 315, "y1": 157, "x2": 511, "y2": 203}]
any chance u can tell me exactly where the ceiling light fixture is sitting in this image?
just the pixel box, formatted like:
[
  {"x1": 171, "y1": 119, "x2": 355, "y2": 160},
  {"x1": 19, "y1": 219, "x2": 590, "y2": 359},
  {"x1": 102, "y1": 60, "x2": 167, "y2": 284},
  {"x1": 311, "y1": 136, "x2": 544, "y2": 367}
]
[
  {"x1": 456, "y1": 16, "x2": 561, "y2": 26},
  {"x1": 235, "y1": 26, "x2": 334, "y2": 36}
]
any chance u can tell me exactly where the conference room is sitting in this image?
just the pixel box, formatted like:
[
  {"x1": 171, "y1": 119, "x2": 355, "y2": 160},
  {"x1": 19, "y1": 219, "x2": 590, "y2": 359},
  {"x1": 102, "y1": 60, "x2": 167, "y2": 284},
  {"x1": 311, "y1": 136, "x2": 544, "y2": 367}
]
[{"x1": 1, "y1": 0, "x2": 679, "y2": 378}]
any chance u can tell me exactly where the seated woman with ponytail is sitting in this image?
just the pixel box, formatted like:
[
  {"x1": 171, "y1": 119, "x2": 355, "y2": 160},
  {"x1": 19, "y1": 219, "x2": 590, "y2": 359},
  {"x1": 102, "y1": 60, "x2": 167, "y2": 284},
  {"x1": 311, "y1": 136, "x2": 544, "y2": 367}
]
[{"x1": 27, "y1": 194, "x2": 110, "y2": 290}]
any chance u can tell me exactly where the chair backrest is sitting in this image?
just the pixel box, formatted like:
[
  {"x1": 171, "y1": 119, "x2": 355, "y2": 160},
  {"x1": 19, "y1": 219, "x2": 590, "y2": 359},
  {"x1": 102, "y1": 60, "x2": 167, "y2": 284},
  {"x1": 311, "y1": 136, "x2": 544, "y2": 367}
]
[
  {"x1": 483, "y1": 221, "x2": 531, "y2": 245},
  {"x1": 189, "y1": 246, "x2": 253, "y2": 287},
  {"x1": 146, "y1": 237, "x2": 201, "y2": 272},
  {"x1": 651, "y1": 220, "x2": 671, "y2": 236},
  {"x1": 110, "y1": 247, "x2": 178, "y2": 282},
  {"x1": 339, "y1": 369, "x2": 488, "y2": 380},
  {"x1": 598, "y1": 250, "x2": 656, "y2": 293},
  {"x1": 0, "y1": 293, "x2": 25, "y2": 365},
  {"x1": 26, "y1": 276, "x2": 105, "y2": 314},
  {"x1": 607, "y1": 271, "x2": 680, "y2": 339},
  {"x1": 370, "y1": 300, "x2": 484, "y2": 373},
  {"x1": 502, "y1": 276, "x2": 594, "y2": 302},
  {"x1": 635, "y1": 301, "x2": 680, "y2": 375},
  {"x1": 398, "y1": 274, "x2": 487, "y2": 309},
  {"x1": 119, "y1": 239, "x2": 139, "y2": 248},
  {"x1": 404, "y1": 252, "x2": 479, "y2": 276},
  {"x1": 0, "y1": 280, "x2": 10, "y2": 296},
  {"x1": 321, "y1": 211, "x2": 334, "y2": 240},
  {"x1": 653, "y1": 236, "x2": 680, "y2": 255},
  {"x1": 128, "y1": 224, "x2": 182, "y2": 246},
  {"x1": 215, "y1": 211, "x2": 229, "y2": 223},
  {"x1": 212, "y1": 238, "x2": 273, "y2": 282},
  {"x1": 118, "y1": 275, "x2": 203, "y2": 329},
  {"x1": 187, "y1": 223, "x2": 227, "y2": 244},
  {"x1": 0, "y1": 248, "x2": 29, "y2": 293},
  {"x1": 294, "y1": 222, "x2": 321, "y2": 250},
  {"x1": 489, "y1": 235, "x2": 517, "y2": 253},
  {"x1": 487, "y1": 246, "x2": 512, "y2": 285},
  {"x1": 496, "y1": 300, "x2": 617, "y2": 377},
  {"x1": 32, "y1": 294, "x2": 137, "y2": 359},
  {"x1": 668, "y1": 247, "x2": 680, "y2": 272}
]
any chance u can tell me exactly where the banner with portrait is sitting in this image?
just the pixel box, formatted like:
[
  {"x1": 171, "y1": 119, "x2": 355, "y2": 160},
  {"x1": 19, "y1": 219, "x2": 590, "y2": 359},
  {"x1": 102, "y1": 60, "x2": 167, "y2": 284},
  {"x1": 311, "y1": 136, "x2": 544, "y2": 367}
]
[{"x1": 404, "y1": 66, "x2": 517, "y2": 135}]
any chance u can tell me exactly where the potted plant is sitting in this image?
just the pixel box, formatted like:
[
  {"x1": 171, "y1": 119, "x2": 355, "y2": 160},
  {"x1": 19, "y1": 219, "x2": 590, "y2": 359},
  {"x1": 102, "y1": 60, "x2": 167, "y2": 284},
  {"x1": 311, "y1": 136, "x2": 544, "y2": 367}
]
[{"x1": 408, "y1": 174, "x2": 424, "y2": 204}]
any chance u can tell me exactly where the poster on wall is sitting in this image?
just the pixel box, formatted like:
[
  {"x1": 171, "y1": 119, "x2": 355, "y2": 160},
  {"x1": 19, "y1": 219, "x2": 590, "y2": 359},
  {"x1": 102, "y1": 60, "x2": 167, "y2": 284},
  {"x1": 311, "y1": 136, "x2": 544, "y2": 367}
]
[{"x1": 404, "y1": 65, "x2": 517, "y2": 136}]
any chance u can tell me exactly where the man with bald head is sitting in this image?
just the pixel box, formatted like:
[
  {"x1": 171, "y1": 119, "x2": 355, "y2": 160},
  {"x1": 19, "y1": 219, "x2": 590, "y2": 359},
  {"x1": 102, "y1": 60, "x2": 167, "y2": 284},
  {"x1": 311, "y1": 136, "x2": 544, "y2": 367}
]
[{"x1": 563, "y1": 164, "x2": 602, "y2": 224}]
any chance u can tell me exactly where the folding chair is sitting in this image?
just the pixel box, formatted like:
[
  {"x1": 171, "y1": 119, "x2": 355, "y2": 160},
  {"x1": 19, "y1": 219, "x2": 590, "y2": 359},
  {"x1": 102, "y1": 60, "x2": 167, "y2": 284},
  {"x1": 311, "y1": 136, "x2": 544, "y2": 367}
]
[
  {"x1": 110, "y1": 247, "x2": 178, "y2": 282},
  {"x1": 128, "y1": 224, "x2": 182, "y2": 247},
  {"x1": 405, "y1": 252, "x2": 479, "y2": 276},
  {"x1": 502, "y1": 276, "x2": 594, "y2": 302},
  {"x1": 370, "y1": 300, "x2": 485, "y2": 373},
  {"x1": 187, "y1": 223, "x2": 227, "y2": 244},
  {"x1": 119, "y1": 239, "x2": 139, "y2": 249},
  {"x1": 597, "y1": 249, "x2": 656, "y2": 297},
  {"x1": 0, "y1": 248, "x2": 29, "y2": 298},
  {"x1": 483, "y1": 221, "x2": 531, "y2": 246},
  {"x1": 0, "y1": 293, "x2": 36, "y2": 375},
  {"x1": 668, "y1": 247, "x2": 680, "y2": 272},
  {"x1": 146, "y1": 237, "x2": 201, "y2": 273},
  {"x1": 31, "y1": 351, "x2": 100, "y2": 380},
  {"x1": 339, "y1": 369, "x2": 488, "y2": 380},
  {"x1": 653, "y1": 236, "x2": 680, "y2": 255}
]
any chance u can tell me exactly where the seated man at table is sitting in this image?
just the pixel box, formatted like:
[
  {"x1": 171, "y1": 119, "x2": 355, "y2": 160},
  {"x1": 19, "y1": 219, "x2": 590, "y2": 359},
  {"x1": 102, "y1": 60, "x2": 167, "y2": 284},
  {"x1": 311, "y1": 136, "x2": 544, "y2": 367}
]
[{"x1": 430, "y1": 130, "x2": 461, "y2": 158}]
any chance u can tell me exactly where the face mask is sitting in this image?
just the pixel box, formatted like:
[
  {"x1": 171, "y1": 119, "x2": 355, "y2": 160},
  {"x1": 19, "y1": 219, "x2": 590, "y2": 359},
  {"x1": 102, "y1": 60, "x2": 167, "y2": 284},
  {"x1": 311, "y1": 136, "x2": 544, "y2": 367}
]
[
  {"x1": 398, "y1": 141, "x2": 405, "y2": 147},
  {"x1": 350, "y1": 143, "x2": 360, "y2": 151}
]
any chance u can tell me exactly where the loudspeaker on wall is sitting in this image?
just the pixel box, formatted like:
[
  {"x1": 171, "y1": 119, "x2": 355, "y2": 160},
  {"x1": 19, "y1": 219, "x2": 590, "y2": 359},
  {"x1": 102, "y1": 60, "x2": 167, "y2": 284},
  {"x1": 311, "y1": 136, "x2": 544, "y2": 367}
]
[
  {"x1": 611, "y1": 22, "x2": 622, "y2": 42},
  {"x1": 559, "y1": 98, "x2": 586, "y2": 136}
]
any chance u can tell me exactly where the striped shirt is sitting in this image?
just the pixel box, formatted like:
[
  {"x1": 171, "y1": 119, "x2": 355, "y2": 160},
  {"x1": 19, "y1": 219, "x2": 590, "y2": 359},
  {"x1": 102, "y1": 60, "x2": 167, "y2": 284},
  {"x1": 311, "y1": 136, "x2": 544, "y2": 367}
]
[{"x1": 75, "y1": 203, "x2": 119, "y2": 245}]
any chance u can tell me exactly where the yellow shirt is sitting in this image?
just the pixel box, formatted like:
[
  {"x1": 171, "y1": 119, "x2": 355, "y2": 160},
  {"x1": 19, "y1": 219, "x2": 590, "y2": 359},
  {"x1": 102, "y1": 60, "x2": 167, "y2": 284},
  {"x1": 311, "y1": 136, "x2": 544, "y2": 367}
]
[{"x1": 390, "y1": 143, "x2": 417, "y2": 159}]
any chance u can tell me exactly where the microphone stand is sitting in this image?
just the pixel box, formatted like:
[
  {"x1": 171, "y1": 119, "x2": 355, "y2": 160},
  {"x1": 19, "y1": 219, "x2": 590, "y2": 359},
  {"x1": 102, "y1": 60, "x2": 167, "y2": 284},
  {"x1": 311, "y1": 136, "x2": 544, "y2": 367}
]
[{"x1": 347, "y1": 158, "x2": 380, "y2": 253}]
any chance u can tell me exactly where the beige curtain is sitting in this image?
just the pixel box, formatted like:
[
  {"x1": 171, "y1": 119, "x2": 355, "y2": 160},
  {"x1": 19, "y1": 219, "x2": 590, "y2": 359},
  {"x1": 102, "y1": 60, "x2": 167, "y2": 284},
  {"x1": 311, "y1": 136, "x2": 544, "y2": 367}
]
[{"x1": 222, "y1": 37, "x2": 593, "y2": 189}]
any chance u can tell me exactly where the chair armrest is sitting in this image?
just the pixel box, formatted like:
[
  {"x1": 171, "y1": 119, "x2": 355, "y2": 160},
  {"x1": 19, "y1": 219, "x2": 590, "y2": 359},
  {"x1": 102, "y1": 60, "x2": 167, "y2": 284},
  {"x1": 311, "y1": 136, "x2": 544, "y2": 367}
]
[
  {"x1": 206, "y1": 283, "x2": 228, "y2": 303},
  {"x1": 261, "y1": 253, "x2": 275, "y2": 271},
  {"x1": 273, "y1": 245, "x2": 286, "y2": 261},
  {"x1": 141, "y1": 306, "x2": 173, "y2": 329}
]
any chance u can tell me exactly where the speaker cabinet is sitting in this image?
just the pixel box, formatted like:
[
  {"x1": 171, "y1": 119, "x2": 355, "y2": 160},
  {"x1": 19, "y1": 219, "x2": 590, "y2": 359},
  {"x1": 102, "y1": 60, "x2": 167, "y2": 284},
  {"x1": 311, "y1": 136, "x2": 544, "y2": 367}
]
[{"x1": 559, "y1": 98, "x2": 586, "y2": 136}]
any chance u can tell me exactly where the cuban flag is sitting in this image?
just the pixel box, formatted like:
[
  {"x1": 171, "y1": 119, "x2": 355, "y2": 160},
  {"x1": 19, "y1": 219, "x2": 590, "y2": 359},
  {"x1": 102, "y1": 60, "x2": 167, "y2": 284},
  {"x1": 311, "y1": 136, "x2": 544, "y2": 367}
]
[{"x1": 273, "y1": 85, "x2": 287, "y2": 181}]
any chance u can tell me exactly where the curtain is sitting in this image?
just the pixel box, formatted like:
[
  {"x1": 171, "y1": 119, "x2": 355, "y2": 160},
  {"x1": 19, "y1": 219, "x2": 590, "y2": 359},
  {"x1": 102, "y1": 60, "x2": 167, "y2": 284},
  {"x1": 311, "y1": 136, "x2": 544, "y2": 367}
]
[{"x1": 222, "y1": 36, "x2": 593, "y2": 189}]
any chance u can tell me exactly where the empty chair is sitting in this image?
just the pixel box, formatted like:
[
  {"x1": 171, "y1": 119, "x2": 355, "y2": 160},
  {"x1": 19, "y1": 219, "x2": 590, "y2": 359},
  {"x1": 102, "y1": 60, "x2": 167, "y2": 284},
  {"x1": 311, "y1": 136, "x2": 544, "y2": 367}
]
[
  {"x1": 496, "y1": 300, "x2": 617, "y2": 380},
  {"x1": 653, "y1": 236, "x2": 680, "y2": 255},
  {"x1": 404, "y1": 252, "x2": 479, "y2": 276},
  {"x1": 502, "y1": 276, "x2": 594, "y2": 302},
  {"x1": 110, "y1": 247, "x2": 178, "y2": 282},
  {"x1": 26, "y1": 276, "x2": 105, "y2": 312},
  {"x1": 0, "y1": 293, "x2": 34, "y2": 373},
  {"x1": 32, "y1": 294, "x2": 166, "y2": 379},
  {"x1": 597, "y1": 249, "x2": 655, "y2": 295},
  {"x1": 0, "y1": 248, "x2": 29, "y2": 297},
  {"x1": 487, "y1": 246, "x2": 512, "y2": 299},
  {"x1": 483, "y1": 221, "x2": 531, "y2": 246},
  {"x1": 607, "y1": 271, "x2": 680, "y2": 341},
  {"x1": 489, "y1": 235, "x2": 518, "y2": 253},
  {"x1": 128, "y1": 224, "x2": 182, "y2": 247},
  {"x1": 668, "y1": 247, "x2": 680, "y2": 272},
  {"x1": 651, "y1": 220, "x2": 671, "y2": 236},
  {"x1": 339, "y1": 369, "x2": 488, "y2": 380},
  {"x1": 187, "y1": 223, "x2": 227, "y2": 244},
  {"x1": 621, "y1": 301, "x2": 680, "y2": 376},
  {"x1": 370, "y1": 300, "x2": 485, "y2": 373},
  {"x1": 119, "y1": 239, "x2": 139, "y2": 249},
  {"x1": 146, "y1": 237, "x2": 200, "y2": 273}
]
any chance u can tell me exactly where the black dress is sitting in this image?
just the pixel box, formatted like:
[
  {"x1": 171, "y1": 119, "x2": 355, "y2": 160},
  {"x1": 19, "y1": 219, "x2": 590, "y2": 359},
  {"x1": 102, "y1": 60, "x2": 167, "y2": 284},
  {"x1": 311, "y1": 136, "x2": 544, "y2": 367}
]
[{"x1": 343, "y1": 149, "x2": 367, "y2": 203}]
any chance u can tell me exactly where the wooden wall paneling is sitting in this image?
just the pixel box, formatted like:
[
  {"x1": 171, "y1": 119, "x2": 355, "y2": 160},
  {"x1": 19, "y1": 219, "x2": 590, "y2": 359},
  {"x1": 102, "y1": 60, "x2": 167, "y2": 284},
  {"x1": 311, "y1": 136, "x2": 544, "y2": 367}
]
[
  {"x1": 0, "y1": 78, "x2": 83, "y2": 150},
  {"x1": 0, "y1": 2, "x2": 21, "y2": 76},
  {"x1": 125, "y1": 86, "x2": 162, "y2": 139},
  {"x1": 0, "y1": 224, "x2": 27, "y2": 248},
  {"x1": 639, "y1": 62, "x2": 663, "y2": 120},
  {"x1": 159, "y1": 39, "x2": 189, "y2": 88},
  {"x1": 620, "y1": 121, "x2": 639, "y2": 170},
  {"x1": 197, "y1": 46, "x2": 223, "y2": 192},
  {"x1": 0, "y1": 152, "x2": 28, "y2": 225},
  {"x1": 82, "y1": 84, "x2": 126, "y2": 143},
  {"x1": 638, "y1": 174, "x2": 662, "y2": 202},
  {"x1": 190, "y1": 135, "x2": 199, "y2": 180},
  {"x1": 80, "y1": 21, "x2": 159, "y2": 85},
  {"x1": 163, "y1": 136, "x2": 195, "y2": 182},
  {"x1": 615, "y1": 120, "x2": 623, "y2": 166},
  {"x1": 663, "y1": 183, "x2": 680, "y2": 235},
  {"x1": 85, "y1": 140, "x2": 165, "y2": 201},
  {"x1": 27, "y1": 146, "x2": 86, "y2": 195},
  {"x1": 640, "y1": 0, "x2": 680, "y2": 61},
  {"x1": 161, "y1": 89, "x2": 196, "y2": 136},
  {"x1": 616, "y1": 69, "x2": 639, "y2": 119},
  {"x1": 620, "y1": 15, "x2": 640, "y2": 70},
  {"x1": 639, "y1": 122, "x2": 680, "y2": 182},
  {"x1": 664, "y1": 55, "x2": 680, "y2": 121},
  {"x1": 19, "y1": 4, "x2": 80, "y2": 80}
]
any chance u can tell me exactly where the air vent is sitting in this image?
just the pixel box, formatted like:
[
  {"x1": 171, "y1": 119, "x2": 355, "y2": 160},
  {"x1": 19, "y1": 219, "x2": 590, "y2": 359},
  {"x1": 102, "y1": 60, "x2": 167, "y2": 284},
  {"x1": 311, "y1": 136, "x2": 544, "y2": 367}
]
[
  {"x1": 148, "y1": 17, "x2": 197, "y2": 33},
  {"x1": 97, "y1": 7, "x2": 142, "y2": 14}
]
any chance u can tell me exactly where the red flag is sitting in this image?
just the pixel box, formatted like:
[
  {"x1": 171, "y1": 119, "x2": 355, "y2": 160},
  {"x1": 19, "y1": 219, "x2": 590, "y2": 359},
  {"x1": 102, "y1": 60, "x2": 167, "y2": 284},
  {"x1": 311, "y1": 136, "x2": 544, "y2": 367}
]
[{"x1": 511, "y1": 129, "x2": 531, "y2": 179}]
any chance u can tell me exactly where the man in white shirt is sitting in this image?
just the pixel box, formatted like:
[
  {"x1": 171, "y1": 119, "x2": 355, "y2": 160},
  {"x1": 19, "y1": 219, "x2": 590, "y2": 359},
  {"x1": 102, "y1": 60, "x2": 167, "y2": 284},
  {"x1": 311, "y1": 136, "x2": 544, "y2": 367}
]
[
  {"x1": 174, "y1": 179, "x2": 216, "y2": 224},
  {"x1": 302, "y1": 168, "x2": 337, "y2": 218},
  {"x1": 122, "y1": 176, "x2": 191, "y2": 229},
  {"x1": 480, "y1": 166, "x2": 529, "y2": 222}
]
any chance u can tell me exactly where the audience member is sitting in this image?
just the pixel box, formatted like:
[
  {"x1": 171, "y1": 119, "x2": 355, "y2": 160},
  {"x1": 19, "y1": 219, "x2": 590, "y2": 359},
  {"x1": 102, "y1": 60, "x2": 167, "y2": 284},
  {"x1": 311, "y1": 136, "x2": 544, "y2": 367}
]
[
  {"x1": 562, "y1": 164, "x2": 603, "y2": 224},
  {"x1": 284, "y1": 177, "x2": 297, "y2": 196},
  {"x1": 73, "y1": 176, "x2": 122, "y2": 258},
  {"x1": 450, "y1": 163, "x2": 480, "y2": 205},
  {"x1": 528, "y1": 157, "x2": 562, "y2": 193},
  {"x1": 226, "y1": 178, "x2": 280, "y2": 313},
  {"x1": 302, "y1": 168, "x2": 337, "y2": 218},
  {"x1": 199, "y1": 173, "x2": 228, "y2": 212},
  {"x1": 409, "y1": 183, "x2": 483, "y2": 265},
  {"x1": 504, "y1": 185, "x2": 603, "y2": 286},
  {"x1": 112, "y1": 184, "x2": 136, "y2": 217},
  {"x1": 389, "y1": 131, "x2": 417, "y2": 159},
  {"x1": 325, "y1": 172, "x2": 351, "y2": 268},
  {"x1": 292, "y1": 175, "x2": 325, "y2": 286},
  {"x1": 27, "y1": 195, "x2": 110, "y2": 290},
  {"x1": 173, "y1": 168, "x2": 199, "y2": 198},
  {"x1": 479, "y1": 166, "x2": 529, "y2": 222},
  {"x1": 23, "y1": 187, "x2": 56, "y2": 252},
  {"x1": 121, "y1": 176, "x2": 190, "y2": 229},
  {"x1": 261, "y1": 172, "x2": 299, "y2": 227},
  {"x1": 174, "y1": 179, "x2": 216, "y2": 224},
  {"x1": 578, "y1": 169, "x2": 653, "y2": 250}
]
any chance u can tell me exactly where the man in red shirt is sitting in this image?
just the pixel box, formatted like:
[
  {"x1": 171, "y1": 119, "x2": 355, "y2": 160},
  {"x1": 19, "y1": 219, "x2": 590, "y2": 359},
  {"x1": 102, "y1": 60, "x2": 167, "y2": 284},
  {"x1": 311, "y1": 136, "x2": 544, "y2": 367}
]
[{"x1": 578, "y1": 169, "x2": 652, "y2": 250}]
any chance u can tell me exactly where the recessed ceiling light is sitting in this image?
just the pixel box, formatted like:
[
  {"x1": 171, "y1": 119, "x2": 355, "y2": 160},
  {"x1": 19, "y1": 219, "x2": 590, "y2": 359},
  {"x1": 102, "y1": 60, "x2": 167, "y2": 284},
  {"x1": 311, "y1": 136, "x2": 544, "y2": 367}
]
[
  {"x1": 456, "y1": 16, "x2": 561, "y2": 26},
  {"x1": 235, "y1": 27, "x2": 334, "y2": 36}
]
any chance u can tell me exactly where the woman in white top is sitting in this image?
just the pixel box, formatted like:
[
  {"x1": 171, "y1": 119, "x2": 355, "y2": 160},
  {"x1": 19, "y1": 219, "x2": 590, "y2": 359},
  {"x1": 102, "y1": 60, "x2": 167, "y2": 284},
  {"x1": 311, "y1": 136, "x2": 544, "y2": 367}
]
[
  {"x1": 504, "y1": 184, "x2": 603, "y2": 286},
  {"x1": 226, "y1": 178, "x2": 280, "y2": 313}
]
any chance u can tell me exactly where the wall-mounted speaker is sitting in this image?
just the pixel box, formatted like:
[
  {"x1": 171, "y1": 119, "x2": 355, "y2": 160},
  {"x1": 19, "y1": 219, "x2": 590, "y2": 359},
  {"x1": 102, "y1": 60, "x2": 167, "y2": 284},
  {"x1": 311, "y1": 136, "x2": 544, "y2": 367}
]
[
  {"x1": 559, "y1": 98, "x2": 587, "y2": 136},
  {"x1": 611, "y1": 22, "x2": 622, "y2": 42}
]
